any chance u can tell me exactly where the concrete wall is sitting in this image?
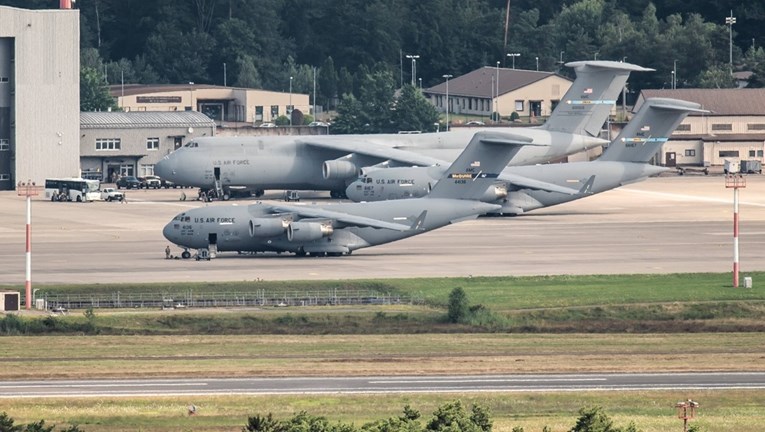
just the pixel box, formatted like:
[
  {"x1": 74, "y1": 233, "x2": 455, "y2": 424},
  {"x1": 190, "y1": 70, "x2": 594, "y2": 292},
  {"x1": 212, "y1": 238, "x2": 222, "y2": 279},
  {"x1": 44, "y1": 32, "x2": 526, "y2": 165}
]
[{"x1": 0, "y1": 6, "x2": 80, "y2": 189}]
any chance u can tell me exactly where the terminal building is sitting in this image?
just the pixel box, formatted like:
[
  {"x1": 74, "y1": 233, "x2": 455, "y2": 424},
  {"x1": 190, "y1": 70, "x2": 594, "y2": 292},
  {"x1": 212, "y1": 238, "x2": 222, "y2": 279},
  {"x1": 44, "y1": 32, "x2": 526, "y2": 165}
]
[
  {"x1": 0, "y1": 4, "x2": 80, "y2": 190},
  {"x1": 80, "y1": 111, "x2": 216, "y2": 182}
]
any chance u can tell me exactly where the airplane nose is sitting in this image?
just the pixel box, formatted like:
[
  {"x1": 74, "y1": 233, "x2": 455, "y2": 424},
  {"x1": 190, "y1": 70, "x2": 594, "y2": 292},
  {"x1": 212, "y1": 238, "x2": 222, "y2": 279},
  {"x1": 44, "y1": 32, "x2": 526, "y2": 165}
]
[
  {"x1": 155, "y1": 157, "x2": 174, "y2": 181},
  {"x1": 163, "y1": 220, "x2": 179, "y2": 244}
]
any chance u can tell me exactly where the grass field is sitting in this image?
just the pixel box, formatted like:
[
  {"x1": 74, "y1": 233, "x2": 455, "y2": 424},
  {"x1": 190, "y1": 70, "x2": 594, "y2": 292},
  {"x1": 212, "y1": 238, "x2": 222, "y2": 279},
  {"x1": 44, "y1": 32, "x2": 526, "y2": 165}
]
[{"x1": 2, "y1": 273, "x2": 765, "y2": 431}]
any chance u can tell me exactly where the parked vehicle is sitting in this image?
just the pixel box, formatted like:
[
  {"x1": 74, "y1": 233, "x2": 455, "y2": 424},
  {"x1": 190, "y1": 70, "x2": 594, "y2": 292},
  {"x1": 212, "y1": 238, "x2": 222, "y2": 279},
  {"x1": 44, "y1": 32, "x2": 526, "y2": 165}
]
[
  {"x1": 100, "y1": 187, "x2": 124, "y2": 202},
  {"x1": 141, "y1": 175, "x2": 162, "y2": 189},
  {"x1": 116, "y1": 176, "x2": 141, "y2": 189},
  {"x1": 740, "y1": 159, "x2": 762, "y2": 174}
]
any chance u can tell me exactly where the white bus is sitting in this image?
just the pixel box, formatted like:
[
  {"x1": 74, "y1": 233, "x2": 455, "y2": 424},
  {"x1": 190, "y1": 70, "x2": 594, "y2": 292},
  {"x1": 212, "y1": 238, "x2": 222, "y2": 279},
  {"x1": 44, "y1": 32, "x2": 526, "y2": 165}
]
[{"x1": 44, "y1": 178, "x2": 101, "y2": 202}]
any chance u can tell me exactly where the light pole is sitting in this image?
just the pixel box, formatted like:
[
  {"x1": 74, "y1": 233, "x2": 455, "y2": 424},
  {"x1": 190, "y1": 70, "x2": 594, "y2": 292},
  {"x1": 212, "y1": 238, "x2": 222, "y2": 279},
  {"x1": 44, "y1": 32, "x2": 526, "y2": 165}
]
[
  {"x1": 673, "y1": 59, "x2": 677, "y2": 89},
  {"x1": 726, "y1": 11, "x2": 736, "y2": 75},
  {"x1": 288, "y1": 76, "x2": 293, "y2": 126},
  {"x1": 223, "y1": 62, "x2": 227, "y2": 87},
  {"x1": 406, "y1": 54, "x2": 420, "y2": 86},
  {"x1": 188, "y1": 81, "x2": 194, "y2": 110},
  {"x1": 17, "y1": 180, "x2": 40, "y2": 310},
  {"x1": 535, "y1": 56, "x2": 539, "y2": 71},
  {"x1": 312, "y1": 67, "x2": 317, "y2": 120},
  {"x1": 622, "y1": 57, "x2": 628, "y2": 119},
  {"x1": 418, "y1": 77, "x2": 422, "y2": 91},
  {"x1": 559, "y1": 51, "x2": 565, "y2": 63},
  {"x1": 496, "y1": 61, "x2": 500, "y2": 118},
  {"x1": 507, "y1": 53, "x2": 520, "y2": 70},
  {"x1": 442, "y1": 74, "x2": 452, "y2": 131},
  {"x1": 594, "y1": 52, "x2": 599, "y2": 60}
]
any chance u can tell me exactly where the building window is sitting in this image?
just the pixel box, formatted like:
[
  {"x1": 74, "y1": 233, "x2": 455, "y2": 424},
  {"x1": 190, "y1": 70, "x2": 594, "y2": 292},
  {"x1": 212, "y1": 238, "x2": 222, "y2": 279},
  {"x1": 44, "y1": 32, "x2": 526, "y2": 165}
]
[
  {"x1": 711, "y1": 123, "x2": 732, "y2": 131},
  {"x1": 515, "y1": 100, "x2": 524, "y2": 112},
  {"x1": 139, "y1": 164, "x2": 154, "y2": 177},
  {"x1": 759, "y1": 150, "x2": 764, "y2": 157},
  {"x1": 0, "y1": 139, "x2": 8, "y2": 151},
  {"x1": 0, "y1": 174, "x2": 9, "y2": 180},
  {"x1": 719, "y1": 150, "x2": 739, "y2": 158},
  {"x1": 255, "y1": 106, "x2": 263, "y2": 121},
  {"x1": 747, "y1": 123, "x2": 765, "y2": 131},
  {"x1": 146, "y1": 137, "x2": 160, "y2": 151},
  {"x1": 750, "y1": 150, "x2": 756, "y2": 158},
  {"x1": 676, "y1": 124, "x2": 691, "y2": 131},
  {"x1": 0, "y1": 77, "x2": 8, "y2": 83},
  {"x1": 271, "y1": 105, "x2": 279, "y2": 120},
  {"x1": 685, "y1": 149, "x2": 696, "y2": 157},
  {"x1": 95, "y1": 138, "x2": 121, "y2": 151}
]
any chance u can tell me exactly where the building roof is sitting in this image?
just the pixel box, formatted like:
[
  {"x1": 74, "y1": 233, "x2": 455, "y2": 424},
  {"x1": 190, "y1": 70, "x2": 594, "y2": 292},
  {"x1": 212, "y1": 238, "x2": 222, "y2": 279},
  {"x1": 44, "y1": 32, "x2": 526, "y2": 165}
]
[
  {"x1": 640, "y1": 89, "x2": 765, "y2": 115},
  {"x1": 425, "y1": 67, "x2": 568, "y2": 98},
  {"x1": 80, "y1": 111, "x2": 217, "y2": 129},
  {"x1": 109, "y1": 83, "x2": 229, "y2": 97}
]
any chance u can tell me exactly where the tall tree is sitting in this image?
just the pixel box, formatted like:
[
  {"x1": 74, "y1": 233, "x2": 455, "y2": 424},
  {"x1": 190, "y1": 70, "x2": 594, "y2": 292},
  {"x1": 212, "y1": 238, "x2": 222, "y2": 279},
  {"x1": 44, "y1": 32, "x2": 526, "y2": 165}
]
[{"x1": 80, "y1": 67, "x2": 118, "y2": 112}]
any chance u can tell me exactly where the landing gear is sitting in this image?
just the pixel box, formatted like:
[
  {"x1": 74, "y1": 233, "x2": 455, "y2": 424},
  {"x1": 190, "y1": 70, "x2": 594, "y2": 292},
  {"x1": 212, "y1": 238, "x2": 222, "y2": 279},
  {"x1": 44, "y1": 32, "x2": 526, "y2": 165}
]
[
  {"x1": 181, "y1": 249, "x2": 192, "y2": 259},
  {"x1": 329, "y1": 190, "x2": 347, "y2": 199}
]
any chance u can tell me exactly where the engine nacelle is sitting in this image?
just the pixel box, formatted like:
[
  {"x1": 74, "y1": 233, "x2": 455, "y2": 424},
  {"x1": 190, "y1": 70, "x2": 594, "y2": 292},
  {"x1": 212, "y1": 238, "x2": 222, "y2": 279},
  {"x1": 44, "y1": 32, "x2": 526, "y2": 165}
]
[
  {"x1": 287, "y1": 221, "x2": 334, "y2": 242},
  {"x1": 322, "y1": 160, "x2": 359, "y2": 180},
  {"x1": 480, "y1": 183, "x2": 508, "y2": 201},
  {"x1": 249, "y1": 217, "x2": 289, "y2": 237}
]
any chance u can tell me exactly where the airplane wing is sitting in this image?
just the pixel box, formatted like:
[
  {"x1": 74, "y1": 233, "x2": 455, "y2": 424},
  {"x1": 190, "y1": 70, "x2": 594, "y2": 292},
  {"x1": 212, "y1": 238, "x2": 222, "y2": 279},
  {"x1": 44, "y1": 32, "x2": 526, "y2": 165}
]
[
  {"x1": 266, "y1": 204, "x2": 412, "y2": 231},
  {"x1": 498, "y1": 172, "x2": 584, "y2": 195},
  {"x1": 299, "y1": 133, "x2": 534, "y2": 167}
]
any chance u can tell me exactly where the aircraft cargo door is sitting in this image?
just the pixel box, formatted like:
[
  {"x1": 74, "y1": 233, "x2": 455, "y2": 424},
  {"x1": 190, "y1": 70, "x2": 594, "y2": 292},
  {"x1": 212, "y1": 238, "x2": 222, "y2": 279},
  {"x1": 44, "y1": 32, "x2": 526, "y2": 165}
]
[{"x1": 208, "y1": 232, "x2": 218, "y2": 258}]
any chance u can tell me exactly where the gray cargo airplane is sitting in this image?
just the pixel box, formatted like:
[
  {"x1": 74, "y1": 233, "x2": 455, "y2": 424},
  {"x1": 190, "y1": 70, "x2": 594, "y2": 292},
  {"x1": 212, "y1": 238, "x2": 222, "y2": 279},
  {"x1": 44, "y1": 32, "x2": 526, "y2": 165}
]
[
  {"x1": 163, "y1": 131, "x2": 538, "y2": 258},
  {"x1": 154, "y1": 61, "x2": 652, "y2": 199},
  {"x1": 345, "y1": 98, "x2": 706, "y2": 215}
]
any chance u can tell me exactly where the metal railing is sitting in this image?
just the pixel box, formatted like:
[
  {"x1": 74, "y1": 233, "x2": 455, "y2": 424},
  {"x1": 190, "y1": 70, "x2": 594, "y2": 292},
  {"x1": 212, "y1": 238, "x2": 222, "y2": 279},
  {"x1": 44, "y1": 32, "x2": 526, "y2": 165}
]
[{"x1": 36, "y1": 288, "x2": 420, "y2": 310}]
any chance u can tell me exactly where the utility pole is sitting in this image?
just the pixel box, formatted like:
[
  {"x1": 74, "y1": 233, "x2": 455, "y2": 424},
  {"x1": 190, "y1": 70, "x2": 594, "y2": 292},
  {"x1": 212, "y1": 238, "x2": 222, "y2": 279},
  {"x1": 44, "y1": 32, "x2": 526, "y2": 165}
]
[
  {"x1": 726, "y1": 11, "x2": 736, "y2": 75},
  {"x1": 442, "y1": 74, "x2": 452, "y2": 131}
]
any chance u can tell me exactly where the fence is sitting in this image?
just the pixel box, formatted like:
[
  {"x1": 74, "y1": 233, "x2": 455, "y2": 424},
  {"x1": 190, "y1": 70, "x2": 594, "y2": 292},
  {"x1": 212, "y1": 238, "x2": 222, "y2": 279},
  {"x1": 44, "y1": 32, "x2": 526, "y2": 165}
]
[{"x1": 38, "y1": 288, "x2": 420, "y2": 310}]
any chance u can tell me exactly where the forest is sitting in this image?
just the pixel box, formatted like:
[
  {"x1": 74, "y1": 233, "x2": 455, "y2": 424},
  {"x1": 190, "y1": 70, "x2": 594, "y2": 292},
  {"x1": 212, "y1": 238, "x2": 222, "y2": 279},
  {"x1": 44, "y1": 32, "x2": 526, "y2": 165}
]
[{"x1": 2, "y1": 0, "x2": 764, "y2": 110}]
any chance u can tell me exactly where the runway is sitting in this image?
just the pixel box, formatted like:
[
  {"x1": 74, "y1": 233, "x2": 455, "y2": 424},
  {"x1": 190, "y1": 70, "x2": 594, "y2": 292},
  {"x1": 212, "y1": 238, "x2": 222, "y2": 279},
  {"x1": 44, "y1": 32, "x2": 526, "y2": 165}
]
[
  {"x1": 0, "y1": 175, "x2": 764, "y2": 284},
  {"x1": 2, "y1": 373, "x2": 764, "y2": 397}
]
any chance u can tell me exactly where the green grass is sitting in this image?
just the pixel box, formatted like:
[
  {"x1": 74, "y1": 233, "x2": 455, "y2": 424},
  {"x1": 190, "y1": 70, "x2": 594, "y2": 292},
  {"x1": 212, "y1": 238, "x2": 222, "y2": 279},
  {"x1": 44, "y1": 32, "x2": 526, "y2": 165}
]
[{"x1": 2, "y1": 390, "x2": 765, "y2": 432}]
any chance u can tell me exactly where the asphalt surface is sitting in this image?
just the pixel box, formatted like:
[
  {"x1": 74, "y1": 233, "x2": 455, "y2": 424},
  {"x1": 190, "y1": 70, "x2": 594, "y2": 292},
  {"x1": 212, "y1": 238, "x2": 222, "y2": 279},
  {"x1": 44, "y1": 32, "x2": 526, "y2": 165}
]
[
  {"x1": 0, "y1": 174, "x2": 764, "y2": 285},
  {"x1": 1, "y1": 373, "x2": 764, "y2": 397}
]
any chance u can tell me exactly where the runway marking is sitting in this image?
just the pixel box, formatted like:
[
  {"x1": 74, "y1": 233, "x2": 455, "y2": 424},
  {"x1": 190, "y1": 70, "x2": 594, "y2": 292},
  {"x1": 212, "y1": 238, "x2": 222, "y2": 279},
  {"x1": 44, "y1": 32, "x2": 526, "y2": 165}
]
[
  {"x1": 370, "y1": 378, "x2": 607, "y2": 383},
  {"x1": 623, "y1": 189, "x2": 765, "y2": 207},
  {"x1": 0, "y1": 382, "x2": 205, "y2": 389}
]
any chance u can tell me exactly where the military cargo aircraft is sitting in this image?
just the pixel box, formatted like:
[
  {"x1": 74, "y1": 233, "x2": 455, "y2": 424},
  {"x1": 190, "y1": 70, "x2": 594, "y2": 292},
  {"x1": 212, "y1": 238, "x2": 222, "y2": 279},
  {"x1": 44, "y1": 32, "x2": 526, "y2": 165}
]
[
  {"x1": 345, "y1": 98, "x2": 706, "y2": 215},
  {"x1": 154, "y1": 61, "x2": 653, "y2": 200},
  {"x1": 163, "y1": 131, "x2": 539, "y2": 258}
]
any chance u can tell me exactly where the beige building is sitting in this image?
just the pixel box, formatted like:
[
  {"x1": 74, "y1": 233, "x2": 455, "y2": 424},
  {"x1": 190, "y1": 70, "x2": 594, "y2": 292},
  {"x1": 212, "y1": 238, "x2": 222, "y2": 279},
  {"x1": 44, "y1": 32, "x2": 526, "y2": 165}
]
[
  {"x1": 635, "y1": 89, "x2": 765, "y2": 167},
  {"x1": 0, "y1": 5, "x2": 80, "y2": 190},
  {"x1": 424, "y1": 67, "x2": 573, "y2": 121},
  {"x1": 111, "y1": 84, "x2": 311, "y2": 126}
]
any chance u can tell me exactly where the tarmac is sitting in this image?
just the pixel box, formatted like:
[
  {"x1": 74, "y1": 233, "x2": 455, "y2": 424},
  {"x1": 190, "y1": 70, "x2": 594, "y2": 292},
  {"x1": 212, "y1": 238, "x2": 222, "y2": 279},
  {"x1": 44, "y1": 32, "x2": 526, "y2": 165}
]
[{"x1": 0, "y1": 173, "x2": 763, "y2": 285}]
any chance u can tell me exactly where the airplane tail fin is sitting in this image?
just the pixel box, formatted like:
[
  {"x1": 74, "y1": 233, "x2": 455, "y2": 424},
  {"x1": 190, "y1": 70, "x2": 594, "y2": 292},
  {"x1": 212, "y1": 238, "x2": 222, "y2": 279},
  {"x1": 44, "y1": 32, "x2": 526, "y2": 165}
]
[
  {"x1": 598, "y1": 98, "x2": 707, "y2": 163},
  {"x1": 542, "y1": 61, "x2": 654, "y2": 137},
  {"x1": 427, "y1": 131, "x2": 543, "y2": 200}
]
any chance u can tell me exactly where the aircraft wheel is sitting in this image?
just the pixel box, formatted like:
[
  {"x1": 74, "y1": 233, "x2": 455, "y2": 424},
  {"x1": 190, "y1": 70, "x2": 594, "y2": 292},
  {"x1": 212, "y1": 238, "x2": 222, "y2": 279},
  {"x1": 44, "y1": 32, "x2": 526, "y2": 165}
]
[
  {"x1": 181, "y1": 250, "x2": 191, "y2": 259},
  {"x1": 295, "y1": 248, "x2": 307, "y2": 257},
  {"x1": 222, "y1": 193, "x2": 230, "y2": 201},
  {"x1": 253, "y1": 189, "x2": 264, "y2": 198},
  {"x1": 76, "y1": 195, "x2": 82, "y2": 202}
]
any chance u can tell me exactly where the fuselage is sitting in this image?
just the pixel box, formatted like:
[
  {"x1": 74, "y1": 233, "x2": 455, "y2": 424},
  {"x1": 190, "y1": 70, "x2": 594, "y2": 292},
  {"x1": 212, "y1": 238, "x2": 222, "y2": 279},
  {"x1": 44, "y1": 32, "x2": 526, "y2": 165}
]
[
  {"x1": 163, "y1": 199, "x2": 500, "y2": 255},
  {"x1": 346, "y1": 161, "x2": 669, "y2": 215},
  {"x1": 154, "y1": 129, "x2": 606, "y2": 192}
]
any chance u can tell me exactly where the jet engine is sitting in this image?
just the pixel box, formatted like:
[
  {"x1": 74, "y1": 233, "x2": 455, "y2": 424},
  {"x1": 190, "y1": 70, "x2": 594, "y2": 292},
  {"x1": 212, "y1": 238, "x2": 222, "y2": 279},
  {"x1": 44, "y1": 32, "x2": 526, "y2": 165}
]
[
  {"x1": 249, "y1": 217, "x2": 289, "y2": 237},
  {"x1": 287, "y1": 221, "x2": 334, "y2": 242},
  {"x1": 322, "y1": 160, "x2": 358, "y2": 180}
]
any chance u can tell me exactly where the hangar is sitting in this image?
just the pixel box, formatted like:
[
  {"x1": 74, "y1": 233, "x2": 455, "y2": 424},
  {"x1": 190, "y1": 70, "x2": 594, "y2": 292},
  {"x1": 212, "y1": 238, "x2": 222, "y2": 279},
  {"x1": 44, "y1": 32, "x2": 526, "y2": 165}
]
[{"x1": 0, "y1": 4, "x2": 80, "y2": 190}]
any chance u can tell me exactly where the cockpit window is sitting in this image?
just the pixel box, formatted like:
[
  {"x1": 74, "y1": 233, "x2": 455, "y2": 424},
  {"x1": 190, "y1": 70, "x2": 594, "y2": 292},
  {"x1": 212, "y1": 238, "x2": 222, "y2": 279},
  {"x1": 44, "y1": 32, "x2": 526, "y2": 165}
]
[{"x1": 183, "y1": 142, "x2": 199, "y2": 148}]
